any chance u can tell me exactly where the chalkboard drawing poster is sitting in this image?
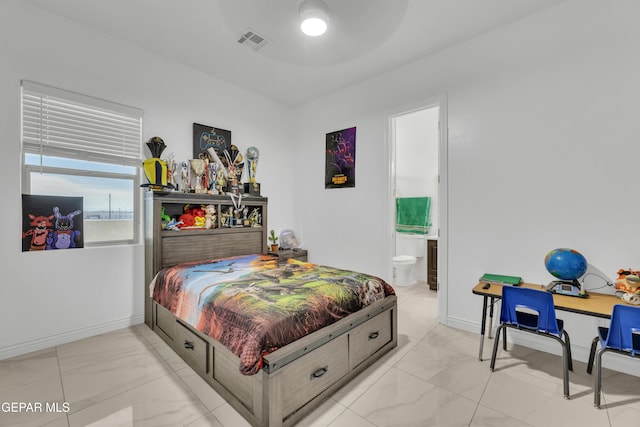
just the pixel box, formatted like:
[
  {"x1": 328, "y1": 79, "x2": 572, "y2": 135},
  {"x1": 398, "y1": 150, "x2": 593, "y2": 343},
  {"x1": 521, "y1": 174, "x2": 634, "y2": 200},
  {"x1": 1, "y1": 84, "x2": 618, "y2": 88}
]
[
  {"x1": 21, "y1": 195, "x2": 83, "y2": 251},
  {"x1": 325, "y1": 127, "x2": 356, "y2": 189},
  {"x1": 193, "y1": 123, "x2": 231, "y2": 159}
]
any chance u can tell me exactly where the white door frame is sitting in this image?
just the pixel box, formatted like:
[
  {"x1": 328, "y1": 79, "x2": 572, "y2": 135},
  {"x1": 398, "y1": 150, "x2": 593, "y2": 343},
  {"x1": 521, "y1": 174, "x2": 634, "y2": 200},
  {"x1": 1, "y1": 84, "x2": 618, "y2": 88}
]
[{"x1": 387, "y1": 94, "x2": 449, "y2": 324}]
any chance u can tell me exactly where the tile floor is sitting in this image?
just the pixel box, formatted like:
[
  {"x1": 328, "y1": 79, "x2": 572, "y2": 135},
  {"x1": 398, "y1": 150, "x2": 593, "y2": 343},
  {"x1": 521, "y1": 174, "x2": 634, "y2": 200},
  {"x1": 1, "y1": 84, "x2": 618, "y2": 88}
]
[{"x1": 1, "y1": 282, "x2": 639, "y2": 426}]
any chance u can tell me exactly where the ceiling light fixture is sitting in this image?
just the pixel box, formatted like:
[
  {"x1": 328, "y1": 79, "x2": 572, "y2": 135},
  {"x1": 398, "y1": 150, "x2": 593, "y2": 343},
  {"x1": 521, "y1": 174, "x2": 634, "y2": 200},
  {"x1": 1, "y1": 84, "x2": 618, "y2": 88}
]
[{"x1": 299, "y1": 0, "x2": 329, "y2": 37}]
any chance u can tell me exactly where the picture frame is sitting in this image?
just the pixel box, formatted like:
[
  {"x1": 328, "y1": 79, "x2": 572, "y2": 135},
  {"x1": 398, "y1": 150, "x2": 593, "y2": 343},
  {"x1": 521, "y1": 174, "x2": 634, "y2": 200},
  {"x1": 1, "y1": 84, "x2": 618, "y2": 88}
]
[
  {"x1": 21, "y1": 194, "x2": 83, "y2": 251},
  {"x1": 325, "y1": 126, "x2": 356, "y2": 189},
  {"x1": 193, "y1": 123, "x2": 231, "y2": 159}
]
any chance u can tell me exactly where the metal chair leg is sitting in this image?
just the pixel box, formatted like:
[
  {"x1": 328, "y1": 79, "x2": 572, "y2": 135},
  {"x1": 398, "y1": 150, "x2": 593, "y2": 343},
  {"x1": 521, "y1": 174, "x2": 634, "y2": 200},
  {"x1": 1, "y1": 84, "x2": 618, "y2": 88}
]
[
  {"x1": 586, "y1": 336, "x2": 599, "y2": 374},
  {"x1": 594, "y1": 348, "x2": 607, "y2": 408},
  {"x1": 502, "y1": 324, "x2": 507, "y2": 351},
  {"x1": 490, "y1": 324, "x2": 504, "y2": 371},
  {"x1": 562, "y1": 330, "x2": 573, "y2": 372},
  {"x1": 561, "y1": 341, "x2": 570, "y2": 399}
]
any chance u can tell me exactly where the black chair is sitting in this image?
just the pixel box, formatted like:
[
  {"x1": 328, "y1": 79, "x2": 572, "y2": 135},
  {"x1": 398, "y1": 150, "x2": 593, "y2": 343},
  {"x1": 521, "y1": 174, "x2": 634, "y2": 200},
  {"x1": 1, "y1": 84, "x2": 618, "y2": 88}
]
[
  {"x1": 490, "y1": 286, "x2": 573, "y2": 399},
  {"x1": 586, "y1": 303, "x2": 640, "y2": 408}
]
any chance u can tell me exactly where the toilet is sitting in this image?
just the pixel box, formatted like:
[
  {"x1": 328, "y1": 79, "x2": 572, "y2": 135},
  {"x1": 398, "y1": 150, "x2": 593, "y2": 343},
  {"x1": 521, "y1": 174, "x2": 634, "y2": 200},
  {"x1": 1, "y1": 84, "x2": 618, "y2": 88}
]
[
  {"x1": 392, "y1": 233, "x2": 427, "y2": 286},
  {"x1": 392, "y1": 255, "x2": 417, "y2": 286}
]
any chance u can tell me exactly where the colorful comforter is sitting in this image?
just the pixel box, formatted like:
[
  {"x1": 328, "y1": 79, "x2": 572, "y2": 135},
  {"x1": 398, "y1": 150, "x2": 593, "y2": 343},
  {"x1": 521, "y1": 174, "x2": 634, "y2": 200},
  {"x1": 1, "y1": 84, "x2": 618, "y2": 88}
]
[{"x1": 151, "y1": 253, "x2": 395, "y2": 375}]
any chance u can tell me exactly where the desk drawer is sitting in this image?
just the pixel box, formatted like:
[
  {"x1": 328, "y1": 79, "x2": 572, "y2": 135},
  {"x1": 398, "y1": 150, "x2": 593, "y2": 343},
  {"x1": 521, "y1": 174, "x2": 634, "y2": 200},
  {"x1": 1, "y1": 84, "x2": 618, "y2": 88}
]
[
  {"x1": 175, "y1": 321, "x2": 209, "y2": 374},
  {"x1": 280, "y1": 334, "x2": 349, "y2": 416},
  {"x1": 349, "y1": 310, "x2": 393, "y2": 369}
]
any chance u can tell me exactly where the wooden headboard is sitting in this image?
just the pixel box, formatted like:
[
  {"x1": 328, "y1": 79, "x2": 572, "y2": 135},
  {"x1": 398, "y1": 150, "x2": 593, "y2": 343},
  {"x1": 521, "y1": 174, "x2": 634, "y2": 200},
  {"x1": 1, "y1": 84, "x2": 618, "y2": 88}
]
[{"x1": 143, "y1": 191, "x2": 268, "y2": 325}]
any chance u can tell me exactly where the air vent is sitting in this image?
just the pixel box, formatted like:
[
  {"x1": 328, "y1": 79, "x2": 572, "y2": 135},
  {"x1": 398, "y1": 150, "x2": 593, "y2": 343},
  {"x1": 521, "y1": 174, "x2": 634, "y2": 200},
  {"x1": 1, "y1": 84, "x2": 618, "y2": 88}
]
[{"x1": 237, "y1": 29, "x2": 269, "y2": 51}]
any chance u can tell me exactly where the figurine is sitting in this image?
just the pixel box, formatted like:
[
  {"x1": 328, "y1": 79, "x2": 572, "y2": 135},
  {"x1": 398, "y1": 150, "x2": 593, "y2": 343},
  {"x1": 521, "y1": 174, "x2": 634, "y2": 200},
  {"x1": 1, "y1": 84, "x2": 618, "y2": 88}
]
[
  {"x1": 249, "y1": 208, "x2": 261, "y2": 227},
  {"x1": 215, "y1": 168, "x2": 226, "y2": 194}
]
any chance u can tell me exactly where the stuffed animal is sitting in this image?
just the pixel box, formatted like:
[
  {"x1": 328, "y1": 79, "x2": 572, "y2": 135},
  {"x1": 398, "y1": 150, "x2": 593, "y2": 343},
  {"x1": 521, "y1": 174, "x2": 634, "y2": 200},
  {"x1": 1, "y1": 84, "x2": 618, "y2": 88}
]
[
  {"x1": 203, "y1": 204, "x2": 217, "y2": 229},
  {"x1": 615, "y1": 269, "x2": 640, "y2": 294},
  {"x1": 178, "y1": 213, "x2": 195, "y2": 228},
  {"x1": 179, "y1": 204, "x2": 206, "y2": 228},
  {"x1": 160, "y1": 207, "x2": 171, "y2": 229},
  {"x1": 615, "y1": 269, "x2": 640, "y2": 305}
]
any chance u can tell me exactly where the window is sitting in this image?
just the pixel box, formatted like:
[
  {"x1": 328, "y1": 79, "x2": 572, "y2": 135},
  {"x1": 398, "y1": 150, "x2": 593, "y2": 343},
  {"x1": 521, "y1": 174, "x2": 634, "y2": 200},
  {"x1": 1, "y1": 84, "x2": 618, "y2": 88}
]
[{"x1": 21, "y1": 81, "x2": 143, "y2": 246}]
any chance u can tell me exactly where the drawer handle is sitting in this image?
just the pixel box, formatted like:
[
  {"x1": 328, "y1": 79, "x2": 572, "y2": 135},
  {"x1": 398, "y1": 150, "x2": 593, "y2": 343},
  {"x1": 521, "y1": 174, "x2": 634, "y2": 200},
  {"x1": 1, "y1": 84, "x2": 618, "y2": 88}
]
[
  {"x1": 183, "y1": 340, "x2": 194, "y2": 350},
  {"x1": 369, "y1": 331, "x2": 380, "y2": 340},
  {"x1": 310, "y1": 366, "x2": 328, "y2": 380}
]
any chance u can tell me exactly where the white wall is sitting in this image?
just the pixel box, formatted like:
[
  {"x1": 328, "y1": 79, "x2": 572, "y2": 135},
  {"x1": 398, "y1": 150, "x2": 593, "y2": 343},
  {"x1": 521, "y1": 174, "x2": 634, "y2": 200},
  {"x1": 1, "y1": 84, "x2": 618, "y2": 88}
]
[
  {"x1": 293, "y1": 0, "x2": 640, "y2": 369},
  {"x1": 0, "y1": 1, "x2": 294, "y2": 359}
]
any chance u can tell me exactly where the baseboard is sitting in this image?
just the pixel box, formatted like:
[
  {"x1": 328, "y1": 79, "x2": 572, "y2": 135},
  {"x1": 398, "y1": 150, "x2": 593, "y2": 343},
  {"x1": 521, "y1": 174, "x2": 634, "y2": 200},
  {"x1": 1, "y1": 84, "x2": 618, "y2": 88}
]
[
  {"x1": 444, "y1": 314, "x2": 640, "y2": 377},
  {"x1": 0, "y1": 314, "x2": 144, "y2": 361}
]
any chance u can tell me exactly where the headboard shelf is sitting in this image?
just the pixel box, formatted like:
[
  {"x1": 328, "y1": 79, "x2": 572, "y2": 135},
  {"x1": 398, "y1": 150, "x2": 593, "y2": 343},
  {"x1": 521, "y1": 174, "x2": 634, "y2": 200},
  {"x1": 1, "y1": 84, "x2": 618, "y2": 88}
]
[{"x1": 144, "y1": 190, "x2": 268, "y2": 326}]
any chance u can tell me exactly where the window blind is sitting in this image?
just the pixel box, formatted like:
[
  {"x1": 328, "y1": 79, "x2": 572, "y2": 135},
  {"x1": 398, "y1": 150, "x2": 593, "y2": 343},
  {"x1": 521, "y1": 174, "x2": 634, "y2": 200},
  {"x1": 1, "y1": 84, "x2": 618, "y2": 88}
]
[{"x1": 21, "y1": 80, "x2": 143, "y2": 166}]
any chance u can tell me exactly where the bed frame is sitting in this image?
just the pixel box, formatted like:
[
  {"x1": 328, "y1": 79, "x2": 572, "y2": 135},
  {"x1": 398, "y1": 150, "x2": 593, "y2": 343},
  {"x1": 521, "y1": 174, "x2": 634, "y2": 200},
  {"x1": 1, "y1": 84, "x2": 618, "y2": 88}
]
[{"x1": 144, "y1": 192, "x2": 398, "y2": 427}]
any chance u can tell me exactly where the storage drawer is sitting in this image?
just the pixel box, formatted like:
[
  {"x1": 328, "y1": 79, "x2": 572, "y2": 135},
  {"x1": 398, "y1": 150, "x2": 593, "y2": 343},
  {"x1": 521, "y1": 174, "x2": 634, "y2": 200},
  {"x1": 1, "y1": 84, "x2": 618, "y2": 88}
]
[
  {"x1": 280, "y1": 334, "x2": 349, "y2": 416},
  {"x1": 154, "y1": 303, "x2": 175, "y2": 340},
  {"x1": 175, "y1": 322, "x2": 209, "y2": 374},
  {"x1": 349, "y1": 310, "x2": 393, "y2": 369},
  {"x1": 213, "y1": 345, "x2": 256, "y2": 411}
]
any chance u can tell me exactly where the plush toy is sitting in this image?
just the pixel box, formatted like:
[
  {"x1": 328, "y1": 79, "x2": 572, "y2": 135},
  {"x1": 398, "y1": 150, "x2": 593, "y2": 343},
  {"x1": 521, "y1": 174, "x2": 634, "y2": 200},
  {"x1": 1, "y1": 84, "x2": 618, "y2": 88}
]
[
  {"x1": 178, "y1": 213, "x2": 195, "y2": 228},
  {"x1": 47, "y1": 207, "x2": 81, "y2": 249},
  {"x1": 193, "y1": 216, "x2": 206, "y2": 228},
  {"x1": 22, "y1": 214, "x2": 54, "y2": 251},
  {"x1": 615, "y1": 269, "x2": 640, "y2": 305},
  {"x1": 179, "y1": 204, "x2": 205, "y2": 228},
  {"x1": 615, "y1": 269, "x2": 640, "y2": 294},
  {"x1": 160, "y1": 207, "x2": 171, "y2": 229},
  {"x1": 203, "y1": 204, "x2": 217, "y2": 229},
  {"x1": 165, "y1": 219, "x2": 183, "y2": 231}
]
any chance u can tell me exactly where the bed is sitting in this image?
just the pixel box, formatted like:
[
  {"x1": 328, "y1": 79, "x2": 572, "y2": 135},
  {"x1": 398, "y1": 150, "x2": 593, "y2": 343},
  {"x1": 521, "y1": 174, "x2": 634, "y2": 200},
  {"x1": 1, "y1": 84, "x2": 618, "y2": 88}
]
[{"x1": 144, "y1": 192, "x2": 398, "y2": 427}]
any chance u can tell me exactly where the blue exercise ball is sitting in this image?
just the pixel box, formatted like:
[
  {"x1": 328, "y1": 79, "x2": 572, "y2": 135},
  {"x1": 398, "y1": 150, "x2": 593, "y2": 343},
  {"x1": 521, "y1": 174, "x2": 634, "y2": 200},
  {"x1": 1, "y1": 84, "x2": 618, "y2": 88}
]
[{"x1": 544, "y1": 248, "x2": 587, "y2": 281}]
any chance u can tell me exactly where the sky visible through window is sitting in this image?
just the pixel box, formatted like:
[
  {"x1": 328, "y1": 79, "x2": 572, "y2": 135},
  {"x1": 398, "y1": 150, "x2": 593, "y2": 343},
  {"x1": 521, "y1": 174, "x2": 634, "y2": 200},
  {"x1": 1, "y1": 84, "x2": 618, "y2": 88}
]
[{"x1": 26, "y1": 154, "x2": 135, "y2": 218}]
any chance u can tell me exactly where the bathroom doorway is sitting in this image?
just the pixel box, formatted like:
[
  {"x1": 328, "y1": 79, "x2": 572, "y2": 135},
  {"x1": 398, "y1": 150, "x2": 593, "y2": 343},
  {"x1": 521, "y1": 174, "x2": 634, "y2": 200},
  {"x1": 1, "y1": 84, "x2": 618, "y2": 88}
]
[{"x1": 388, "y1": 97, "x2": 448, "y2": 321}]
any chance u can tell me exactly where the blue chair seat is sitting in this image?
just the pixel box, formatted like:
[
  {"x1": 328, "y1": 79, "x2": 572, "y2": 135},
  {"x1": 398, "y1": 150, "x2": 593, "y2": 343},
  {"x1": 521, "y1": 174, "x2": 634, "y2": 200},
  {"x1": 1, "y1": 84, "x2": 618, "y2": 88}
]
[
  {"x1": 490, "y1": 286, "x2": 573, "y2": 399},
  {"x1": 586, "y1": 304, "x2": 640, "y2": 408}
]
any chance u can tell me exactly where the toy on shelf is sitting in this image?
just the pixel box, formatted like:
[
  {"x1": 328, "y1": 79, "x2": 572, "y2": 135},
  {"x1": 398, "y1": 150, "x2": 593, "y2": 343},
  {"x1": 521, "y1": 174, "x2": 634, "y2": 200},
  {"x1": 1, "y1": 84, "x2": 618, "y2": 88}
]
[
  {"x1": 178, "y1": 204, "x2": 206, "y2": 229},
  {"x1": 203, "y1": 204, "x2": 217, "y2": 229}
]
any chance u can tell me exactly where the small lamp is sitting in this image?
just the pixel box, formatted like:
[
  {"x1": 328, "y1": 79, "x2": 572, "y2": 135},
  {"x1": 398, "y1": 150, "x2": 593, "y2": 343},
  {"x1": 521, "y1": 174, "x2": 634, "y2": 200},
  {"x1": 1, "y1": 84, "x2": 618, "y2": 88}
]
[{"x1": 299, "y1": 0, "x2": 329, "y2": 37}]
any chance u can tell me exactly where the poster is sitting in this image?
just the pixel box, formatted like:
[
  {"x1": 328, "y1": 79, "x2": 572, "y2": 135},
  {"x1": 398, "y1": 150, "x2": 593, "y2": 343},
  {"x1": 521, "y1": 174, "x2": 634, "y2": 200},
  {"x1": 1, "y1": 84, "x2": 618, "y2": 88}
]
[
  {"x1": 193, "y1": 123, "x2": 231, "y2": 159},
  {"x1": 325, "y1": 127, "x2": 356, "y2": 189},
  {"x1": 21, "y1": 195, "x2": 83, "y2": 251}
]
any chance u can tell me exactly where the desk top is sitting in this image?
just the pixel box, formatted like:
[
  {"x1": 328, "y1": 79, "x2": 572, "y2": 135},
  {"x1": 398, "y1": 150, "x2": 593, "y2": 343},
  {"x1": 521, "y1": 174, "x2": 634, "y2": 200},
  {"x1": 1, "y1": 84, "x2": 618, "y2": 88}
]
[{"x1": 472, "y1": 282, "x2": 623, "y2": 319}]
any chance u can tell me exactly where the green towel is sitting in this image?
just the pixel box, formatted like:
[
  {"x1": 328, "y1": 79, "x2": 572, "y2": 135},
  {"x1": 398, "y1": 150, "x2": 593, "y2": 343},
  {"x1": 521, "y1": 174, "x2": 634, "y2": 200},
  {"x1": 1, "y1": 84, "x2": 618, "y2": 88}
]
[{"x1": 396, "y1": 197, "x2": 431, "y2": 234}]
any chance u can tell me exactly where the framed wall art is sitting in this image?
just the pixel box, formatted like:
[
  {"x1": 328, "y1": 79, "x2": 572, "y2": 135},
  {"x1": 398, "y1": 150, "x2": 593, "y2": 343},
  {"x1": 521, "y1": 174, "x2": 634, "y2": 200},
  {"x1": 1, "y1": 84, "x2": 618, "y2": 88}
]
[
  {"x1": 21, "y1": 194, "x2": 83, "y2": 251},
  {"x1": 193, "y1": 123, "x2": 231, "y2": 159},
  {"x1": 325, "y1": 126, "x2": 356, "y2": 189}
]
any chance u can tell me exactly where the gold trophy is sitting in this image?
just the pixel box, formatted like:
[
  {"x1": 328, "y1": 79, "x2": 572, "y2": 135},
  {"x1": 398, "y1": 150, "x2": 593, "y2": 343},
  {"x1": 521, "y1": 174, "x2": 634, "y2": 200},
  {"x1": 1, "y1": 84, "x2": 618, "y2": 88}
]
[{"x1": 189, "y1": 158, "x2": 207, "y2": 193}]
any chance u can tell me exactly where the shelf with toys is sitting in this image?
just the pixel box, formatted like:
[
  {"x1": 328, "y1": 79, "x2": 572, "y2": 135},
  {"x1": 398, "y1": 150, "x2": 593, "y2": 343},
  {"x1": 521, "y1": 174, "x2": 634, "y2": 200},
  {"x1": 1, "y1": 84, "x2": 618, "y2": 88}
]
[{"x1": 144, "y1": 191, "x2": 268, "y2": 298}]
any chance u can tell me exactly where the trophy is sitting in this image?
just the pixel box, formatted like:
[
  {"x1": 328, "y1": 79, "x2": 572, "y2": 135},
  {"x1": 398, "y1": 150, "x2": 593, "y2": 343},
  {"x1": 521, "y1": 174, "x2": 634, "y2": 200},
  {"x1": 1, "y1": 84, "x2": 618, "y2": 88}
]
[
  {"x1": 189, "y1": 158, "x2": 207, "y2": 193},
  {"x1": 244, "y1": 146, "x2": 260, "y2": 195},
  {"x1": 141, "y1": 136, "x2": 174, "y2": 191}
]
